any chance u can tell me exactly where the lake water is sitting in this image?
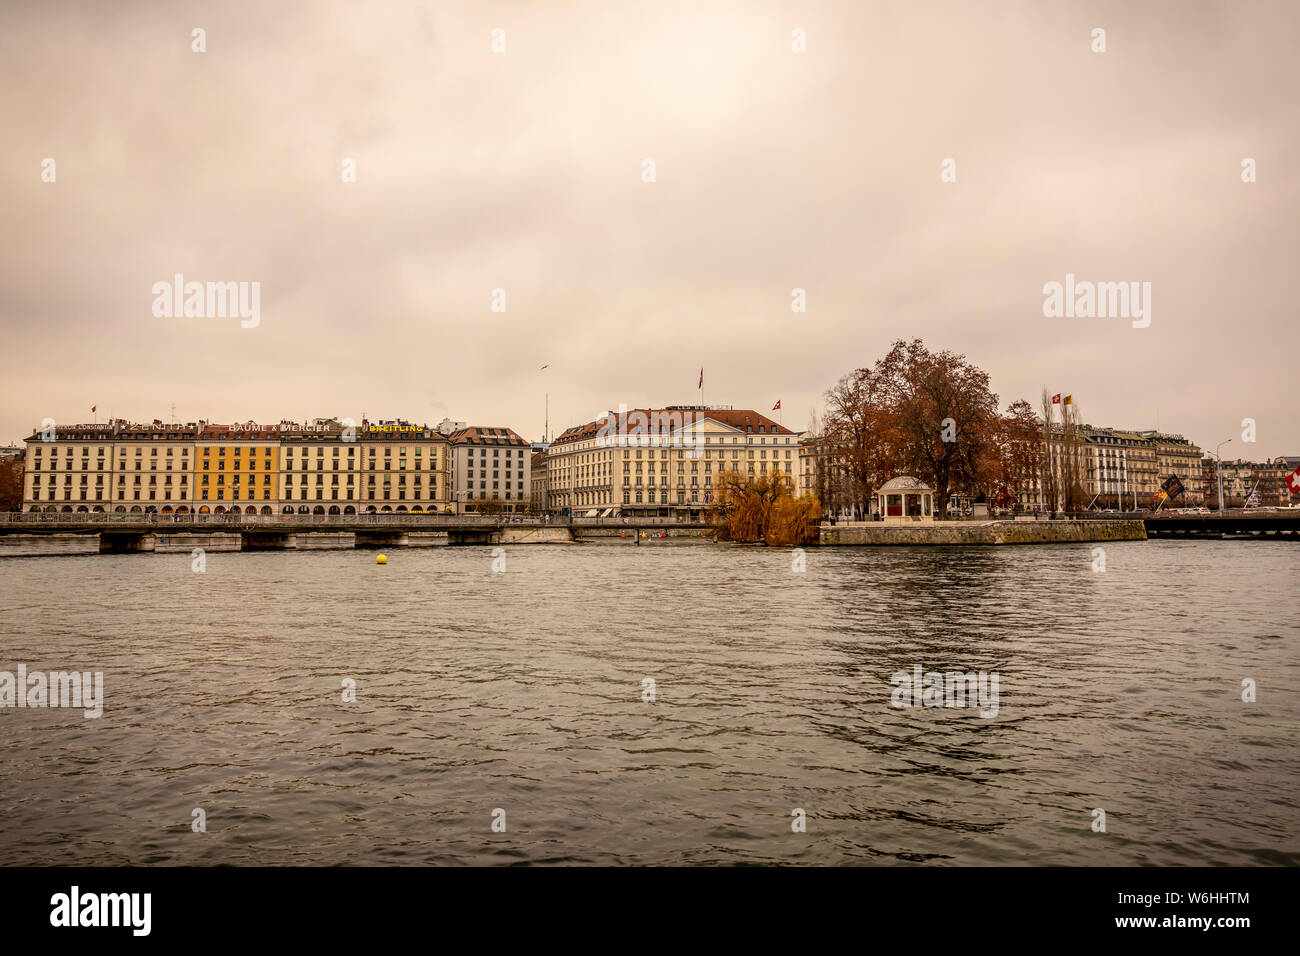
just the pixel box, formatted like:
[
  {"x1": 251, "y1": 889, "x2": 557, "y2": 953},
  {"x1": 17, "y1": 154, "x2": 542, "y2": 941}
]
[{"x1": 0, "y1": 539, "x2": 1296, "y2": 865}]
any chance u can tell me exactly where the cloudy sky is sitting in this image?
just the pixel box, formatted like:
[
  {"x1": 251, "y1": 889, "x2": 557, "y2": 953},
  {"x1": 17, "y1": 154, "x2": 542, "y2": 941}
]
[{"x1": 3, "y1": 0, "x2": 1297, "y2": 458}]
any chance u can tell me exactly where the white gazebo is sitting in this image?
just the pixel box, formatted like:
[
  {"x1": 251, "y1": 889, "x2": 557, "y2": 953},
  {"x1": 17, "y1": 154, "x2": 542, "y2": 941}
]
[{"x1": 876, "y1": 476, "x2": 936, "y2": 523}]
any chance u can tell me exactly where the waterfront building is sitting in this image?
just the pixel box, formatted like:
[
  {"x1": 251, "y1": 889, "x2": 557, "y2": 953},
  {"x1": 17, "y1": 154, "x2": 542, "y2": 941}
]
[
  {"x1": 1022, "y1": 425, "x2": 1202, "y2": 510},
  {"x1": 197, "y1": 423, "x2": 280, "y2": 514},
  {"x1": 548, "y1": 406, "x2": 796, "y2": 520},
  {"x1": 23, "y1": 421, "x2": 200, "y2": 513},
  {"x1": 1081, "y1": 427, "x2": 1159, "y2": 508},
  {"x1": 356, "y1": 419, "x2": 452, "y2": 514},
  {"x1": 25, "y1": 423, "x2": 119, "y2": 512},
  {"x1": 450, "y1": 426, "x2": 531, "y2": 514},
  {"x1": 115, "y1": 423, "x2": 198, "y2": 512},
  {"x1": 279, "y1": 419, "x2": 351, "y2": 513},
  {"x1": 1136, "y1": 431, "x2": 1203, "y2": 502},
  {"x1": 21, "y1": 416, "x2": 451, "y2": 515}
]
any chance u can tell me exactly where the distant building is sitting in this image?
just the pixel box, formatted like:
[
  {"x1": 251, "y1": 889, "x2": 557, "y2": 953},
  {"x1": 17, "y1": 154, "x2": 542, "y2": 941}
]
[
  {"x1": 1202, "y1": 456, "x2": 1294, "y2": 507},
  {"x1": 530, "y1": 444, "x2": 549, "y2": 513},
  {"x1": 796, "y1": 432, "x2": 859, "y2": 520},
  {"x1": 1027, "y1": 425, "x2": 1202, "y2": 510}
]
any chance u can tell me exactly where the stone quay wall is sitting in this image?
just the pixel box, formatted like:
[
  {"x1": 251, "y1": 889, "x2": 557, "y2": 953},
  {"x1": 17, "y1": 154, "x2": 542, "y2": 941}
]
[{"x1": 820, "y1": 519, "x2": 1146, "y2": 546}]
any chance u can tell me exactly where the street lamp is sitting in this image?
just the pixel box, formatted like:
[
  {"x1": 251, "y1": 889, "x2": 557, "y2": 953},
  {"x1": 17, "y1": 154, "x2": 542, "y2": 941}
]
[{"x1": 1214, "y1": 438, "x2": 1232, "y2": 513}]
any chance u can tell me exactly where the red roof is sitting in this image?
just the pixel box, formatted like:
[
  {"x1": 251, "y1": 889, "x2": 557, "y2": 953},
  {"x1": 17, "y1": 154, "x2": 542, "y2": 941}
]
[{"x1": 451, "y1": 426, "x2": 528, "y2": 446}]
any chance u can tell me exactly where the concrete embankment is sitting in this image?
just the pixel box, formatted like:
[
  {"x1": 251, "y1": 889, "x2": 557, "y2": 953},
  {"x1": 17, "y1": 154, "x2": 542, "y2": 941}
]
[
  {"x1": 819, "y1": 519, "x2": 1146, "y2": 546},
  {"x1": 153, "y1": 532, "x2": 243, "y2": 553},
  {"x1": 0, "y1": 533, "x2": 101, "y2": 556},
  {"x1": 497, "y1": 527, "x2": 578, "y2": 544},
  {"x1": 572, "y1": 527, "x2": 714, "y2": 543}
]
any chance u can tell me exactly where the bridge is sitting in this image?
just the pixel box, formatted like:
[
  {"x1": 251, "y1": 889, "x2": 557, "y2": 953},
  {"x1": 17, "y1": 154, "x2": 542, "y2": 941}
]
[
  {"x1": 4, "y1": 511, "x2": 1296, "y2": 553},
  {"x1": 1142, "y1": 512, "x2": 1300, "y2": 539},
  {"x1": 0, "y1": 512, "x2": 713, "y2": 551}
]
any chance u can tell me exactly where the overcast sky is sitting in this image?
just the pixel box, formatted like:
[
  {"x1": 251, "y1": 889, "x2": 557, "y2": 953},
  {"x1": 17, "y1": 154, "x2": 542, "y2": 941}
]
[{"x1": 3, "y1": 0, "x2": 1297, "y2": 458}]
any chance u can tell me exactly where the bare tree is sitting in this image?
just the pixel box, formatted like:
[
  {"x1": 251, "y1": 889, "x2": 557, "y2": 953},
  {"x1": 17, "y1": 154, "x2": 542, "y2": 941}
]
[
  {"x1": 823, "y1": 366, "x2": 895, "y2": 519},
  {"x1": 1040, "y1": 389, "x2": 1059, "y2": 513}
]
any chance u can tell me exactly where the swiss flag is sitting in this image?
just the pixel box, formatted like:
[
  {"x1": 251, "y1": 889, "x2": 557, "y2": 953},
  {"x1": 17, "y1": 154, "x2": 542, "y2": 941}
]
[
  {"x1": 1286, "y1": 466, "x2": 1300, "y2": 496},
  {"x1": 1051, "y1": 393, "x2": 1061, "y2": 404}
]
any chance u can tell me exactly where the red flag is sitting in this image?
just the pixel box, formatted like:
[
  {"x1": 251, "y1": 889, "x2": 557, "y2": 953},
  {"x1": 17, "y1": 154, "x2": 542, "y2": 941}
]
[
  {"x1": 698, "y1": 368, "x2": 703, "y2": 389},
  {"x1": 1287, "y1": 466, "x2": 1300, "y2": 496},
  {"x1": 1051, "y1": 394, "x2": 1061, "y2": 404},
  {"x1": 91, "y1": 405, "x2": 96, "y2": 413},
  {"x1": 772, "y1": 400, "x2": 781, "y2": 410}
]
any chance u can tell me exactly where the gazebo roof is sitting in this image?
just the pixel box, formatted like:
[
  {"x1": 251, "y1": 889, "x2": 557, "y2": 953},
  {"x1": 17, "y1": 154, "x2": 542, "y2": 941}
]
[{"x1": 877, "y1": 475, "x2": 934, "y2": 492}]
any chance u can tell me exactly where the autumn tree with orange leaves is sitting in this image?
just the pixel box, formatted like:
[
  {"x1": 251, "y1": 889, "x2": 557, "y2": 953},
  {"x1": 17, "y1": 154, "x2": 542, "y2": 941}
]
[
  {"x1": 0, "y1": 457, "x2": 23, "y2": 511},
  {"x1": 823, "y1": 340, "x2": 1034, "y2": 518}
]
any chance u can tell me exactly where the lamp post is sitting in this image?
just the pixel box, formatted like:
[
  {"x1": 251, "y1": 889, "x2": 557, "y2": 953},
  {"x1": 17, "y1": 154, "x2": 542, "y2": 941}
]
[{"x1": 1215, "y1": 438, "x2": 1232, "y2": 513}]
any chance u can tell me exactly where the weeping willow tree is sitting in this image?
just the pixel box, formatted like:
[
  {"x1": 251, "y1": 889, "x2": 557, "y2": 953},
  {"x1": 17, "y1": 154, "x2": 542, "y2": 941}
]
[{"x1": 710, "y1": 471, "x2": 821, "y2": 546}]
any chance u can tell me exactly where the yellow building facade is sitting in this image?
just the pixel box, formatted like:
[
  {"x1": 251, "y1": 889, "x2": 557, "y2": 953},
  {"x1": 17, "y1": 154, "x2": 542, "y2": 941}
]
[{"x1": 196, "y1": 425, "x2": 280, "y2": 514}]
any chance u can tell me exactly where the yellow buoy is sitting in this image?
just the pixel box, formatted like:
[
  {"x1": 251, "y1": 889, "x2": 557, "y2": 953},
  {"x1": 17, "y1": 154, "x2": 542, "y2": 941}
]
[{"x1": 376, "y1": 554, "x2": 387, "y2": 565}]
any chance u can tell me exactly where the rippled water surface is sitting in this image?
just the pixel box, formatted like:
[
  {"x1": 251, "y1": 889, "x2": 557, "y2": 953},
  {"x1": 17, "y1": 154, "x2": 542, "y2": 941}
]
[{"x1": 1, "y1": 539, "x2": 1297, "y2": 866}]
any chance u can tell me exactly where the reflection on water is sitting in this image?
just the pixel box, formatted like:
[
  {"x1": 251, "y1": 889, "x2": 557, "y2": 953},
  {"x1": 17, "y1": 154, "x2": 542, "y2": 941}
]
[{"x1": 0, "y1": 539, "x2": 1296, "y2": 865}]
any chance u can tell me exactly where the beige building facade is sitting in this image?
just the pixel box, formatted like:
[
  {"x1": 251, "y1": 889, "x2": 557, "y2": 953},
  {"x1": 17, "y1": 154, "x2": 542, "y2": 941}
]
[
  {"x1": 356, "y1": 421, "x2": 451, "y2": 513},
  {"x1": 450, "y1": 426, "x2": 531, "y2": 514},
  {"x1": 548, "y1": 407, "x2": 796, "y2": 520},
  {"x1": 22, "y1": 417, "x2": 451, "y2": 515},
  {"x1": 24, "y1": 421, "x2": 200, "y2": 512}
]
